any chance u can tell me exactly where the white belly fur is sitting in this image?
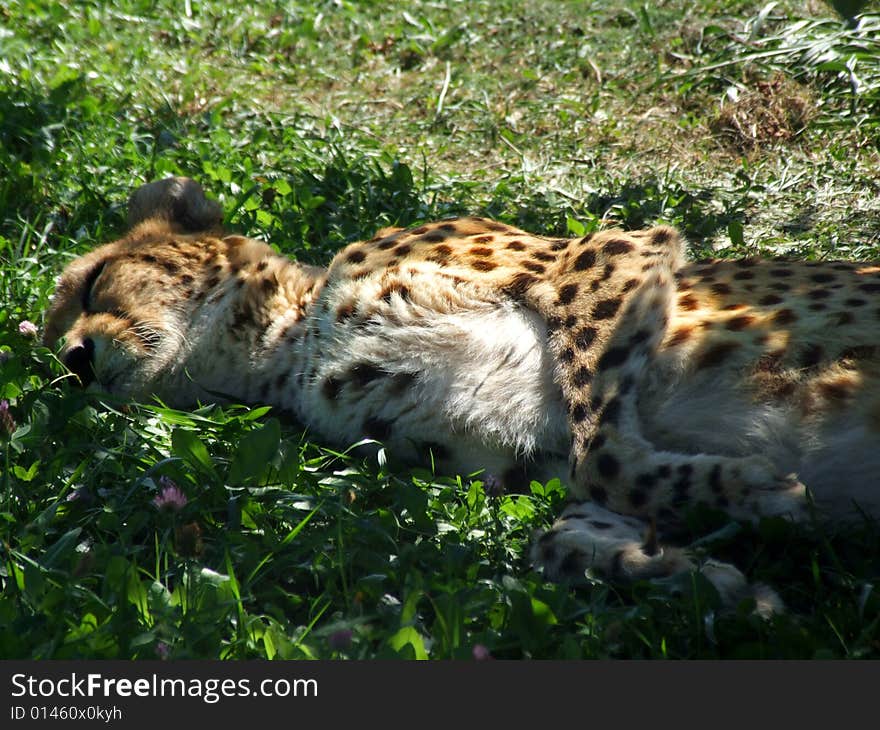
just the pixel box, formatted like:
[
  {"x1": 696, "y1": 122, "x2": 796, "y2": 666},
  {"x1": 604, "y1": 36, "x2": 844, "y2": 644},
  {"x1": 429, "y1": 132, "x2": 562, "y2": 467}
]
[{"x1": 301, "y1": 291, "x2": 879, "y2": 521}]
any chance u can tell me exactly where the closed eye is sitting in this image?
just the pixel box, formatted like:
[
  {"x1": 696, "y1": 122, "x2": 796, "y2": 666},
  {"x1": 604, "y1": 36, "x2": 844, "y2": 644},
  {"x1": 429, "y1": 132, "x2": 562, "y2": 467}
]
[{"x1": 81, "y1": 261, "x2": 108, "y2": 312}]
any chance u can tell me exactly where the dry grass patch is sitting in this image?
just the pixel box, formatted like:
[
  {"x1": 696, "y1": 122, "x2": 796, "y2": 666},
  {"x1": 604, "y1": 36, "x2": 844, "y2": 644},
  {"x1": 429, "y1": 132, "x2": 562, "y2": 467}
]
[{"x1": 711, "y1": 72, "x2": 815, "y2": 152}]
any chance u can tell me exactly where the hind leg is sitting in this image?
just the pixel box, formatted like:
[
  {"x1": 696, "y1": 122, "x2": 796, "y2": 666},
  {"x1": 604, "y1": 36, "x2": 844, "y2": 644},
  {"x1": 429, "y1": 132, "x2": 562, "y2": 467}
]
[{"x1": 531, "y1": 500, "x2": 783, "y2": 617}]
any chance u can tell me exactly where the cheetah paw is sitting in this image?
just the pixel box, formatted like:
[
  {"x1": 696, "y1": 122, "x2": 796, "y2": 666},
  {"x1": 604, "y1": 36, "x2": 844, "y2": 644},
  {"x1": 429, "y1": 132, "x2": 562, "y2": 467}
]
[{"x1": 740, "y1": 473, "x2": 808, "y2": 522}]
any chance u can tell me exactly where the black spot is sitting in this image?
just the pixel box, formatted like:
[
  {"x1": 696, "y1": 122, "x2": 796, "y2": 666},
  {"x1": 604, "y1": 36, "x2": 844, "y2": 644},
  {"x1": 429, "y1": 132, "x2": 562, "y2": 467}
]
[
  {"x1": 573, "y1": 250, "x2": 597, "y2": 271},
  {"x1": 389, "y1": 371, "x2": 417, "y2": 394},
  {"x1": 321, "y1": 377, "x2": 342, "y2": 400},
  {"x1": 346, "y1": 249, "x2": 367, "y2": 264},
  {"x1": 571, "y1": 402, "x2": 588, "y2": 422},
  {"x1": 336, "y1": 302, "x2": 357, "y2": 322},
  {"x1": 800, "y1": 344, "x2": 824, "y2": 368},
  {"x1": 860, "y1": 282, "x2": 880, "y2": 293},
  {"x1": 679, "y1": 294, "x2": 699, "y2": 311},
  {"x1": 379, "y1": 282, "x2": 410, "y2": 302},
  {"x1": 673, "y1": 465, "x2": 692, "y2": 503},
  {"x1": 431, "y1": 243, "x2": 453, "y2": 261},
  {"x1": 726, "y1": 315, "x2": 755, "y2": 331},
  {"x1": 523, "y1": 261, "x2": 546, "y2": 274},
  {"x1": 603, "y1": 239, "x2": 634, "y2": 256},
  {"x1": 559, "y1": 550, "x2": 586, "y2": 576},
  {"x1": 574, "y1": 326, "x2": 597, "y2": 350},
  {"x1": 573, "y1": 367, "x2": 592, "y2": 387},
  {"x1": 597, "y1": 346, "x2": 629, "y2": 370},
  {"x1": 759, "y1": 294, "x2": 783, "y2": 306},
  {"x1": 589, "y1": 520, "x2": 613, "y2": 530},
  {"x1": 810, "y1": 273, "x2": 835, "y2": 283},
  {"x1": 711, "y1": 283, "x2": 732, "y2": 295},
  {"x1": 769, "y1": 268, "x2": 794, "y2": 278},
  {"x1": 557, "y1": 283, "x2": 579, "y2": 305},
  {"x1": 708, "y1": 464, "x2": 722, "y2": 494},
  {"x1": 592, "y1": 298, "x2": 622, "y2": 320},
  {"x1": 695, "y1": 342, "x2": 741, "y2": 369},
  {"x1": 650, "y1": 228, "x2": 673, "y2": 246},
  {"x1": 629, "y1": 489, "x2": 648, "y2": 508},
  {"x1": 363, "y1": 417, "x2": 392, "y2": 440},
  {"x1": 504, "y1": 272, "x2": 538, "y2": 300},
  {"x1": 636, "y1": 472, "x2": 659, "y2": 489},
  {"x1": 349, "y1": 362, "x2": 386, "y2": 387},
  {"x1": 589, "y1": 485, "x2": 608, "y2": 504},
  {"x1": 599, "y1": 397, "x2": 621, "y2": 427},
  {"x1": 501, "y1": 464, "x2": 531, "y2": 495},
  {"x1": 845, "y1": 298, "x2": 867, "y2": 307},
  {"x1": 423, "y1": 441, "x2": 450, "y2": 460},
  {"x1": 564, "y1": 314, "x2": 578, "y2": 329},
  {"x1": 596, "y1": 453, "x2": 620, "y2": 479}
]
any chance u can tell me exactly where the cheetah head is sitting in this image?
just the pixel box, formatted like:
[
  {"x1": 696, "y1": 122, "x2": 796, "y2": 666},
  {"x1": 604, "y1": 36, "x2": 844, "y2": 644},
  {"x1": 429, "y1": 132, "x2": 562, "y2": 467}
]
[
  {"x1": 43, "y1": 178, "x2": 325, "y2": 406},
  {"x1": 43, "y1": 221, "x2": 216, "y2": 402}
]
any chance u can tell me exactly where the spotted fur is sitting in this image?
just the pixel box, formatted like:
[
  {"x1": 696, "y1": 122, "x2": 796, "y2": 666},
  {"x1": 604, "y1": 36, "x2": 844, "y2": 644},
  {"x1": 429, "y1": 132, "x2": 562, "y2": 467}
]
[{"x1": 44, "y1": 178, "x2": 880, "y2": 613}]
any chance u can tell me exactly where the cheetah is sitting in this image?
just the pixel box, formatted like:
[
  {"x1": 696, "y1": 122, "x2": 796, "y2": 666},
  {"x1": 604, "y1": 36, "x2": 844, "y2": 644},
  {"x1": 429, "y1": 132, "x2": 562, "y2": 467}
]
[{"x1": 44, "y1": 177, "x2": 880, "y2": 614}]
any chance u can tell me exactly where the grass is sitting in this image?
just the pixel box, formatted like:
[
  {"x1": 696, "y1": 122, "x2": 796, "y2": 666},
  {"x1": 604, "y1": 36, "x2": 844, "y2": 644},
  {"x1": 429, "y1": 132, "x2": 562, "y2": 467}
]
[{"x1": 2, "y1": 0, "x2": 880, "y2": 659}]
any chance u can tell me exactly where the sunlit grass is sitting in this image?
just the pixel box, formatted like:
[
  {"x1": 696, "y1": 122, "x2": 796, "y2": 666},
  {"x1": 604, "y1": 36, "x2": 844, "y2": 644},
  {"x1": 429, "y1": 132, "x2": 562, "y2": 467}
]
[{"x1": 2, "y1": 0, "x2": 879, "y2": 658}]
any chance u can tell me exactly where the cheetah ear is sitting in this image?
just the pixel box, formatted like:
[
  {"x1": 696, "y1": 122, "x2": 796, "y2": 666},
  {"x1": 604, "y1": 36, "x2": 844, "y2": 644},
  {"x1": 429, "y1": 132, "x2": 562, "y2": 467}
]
[{"x1": 127, "y1": 177, "x2": 223, "y2": 232}]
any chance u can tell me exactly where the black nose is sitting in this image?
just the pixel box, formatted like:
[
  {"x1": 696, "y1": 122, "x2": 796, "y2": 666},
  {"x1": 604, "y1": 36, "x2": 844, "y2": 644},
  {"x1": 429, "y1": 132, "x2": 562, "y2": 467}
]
[{"x1": 64, "y1": 338, "x2": 95, "y2": 387}]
